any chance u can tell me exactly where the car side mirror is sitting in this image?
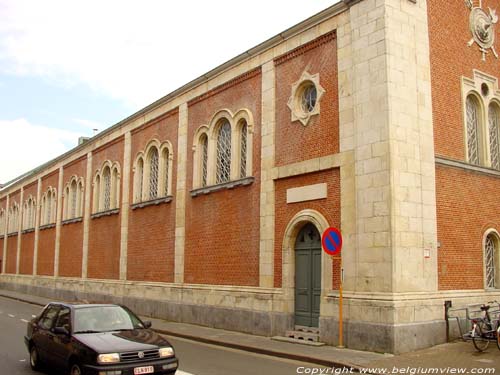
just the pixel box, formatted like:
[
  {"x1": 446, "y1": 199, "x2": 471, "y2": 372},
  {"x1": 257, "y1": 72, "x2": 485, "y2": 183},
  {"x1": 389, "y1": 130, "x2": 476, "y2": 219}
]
[
  {"x1": 143, "y1": 321, "x2": 152, "y2": 329},
  {"x1": 53, "y1": 326, "x2": 70, "y2": 336}
]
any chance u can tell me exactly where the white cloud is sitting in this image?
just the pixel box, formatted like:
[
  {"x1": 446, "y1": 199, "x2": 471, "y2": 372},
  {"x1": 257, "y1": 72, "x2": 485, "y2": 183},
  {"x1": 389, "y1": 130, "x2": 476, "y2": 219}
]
[
  {"x1": 0, "y1": 0, "x2": 336, "y2": 110},
  {"x1": 0, "y1": 119, "x2": 80, "y2": 184}
]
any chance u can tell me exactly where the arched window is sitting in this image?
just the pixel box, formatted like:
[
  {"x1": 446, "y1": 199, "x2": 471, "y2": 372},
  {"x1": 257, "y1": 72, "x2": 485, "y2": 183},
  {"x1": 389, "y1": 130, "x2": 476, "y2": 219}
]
[
  {"x1": 485, "y1": 232, "x2": 500, "y2": 289},
  {"x1": 239, "y1": 121, "x2": 248, "y2": 178},
  {"x1": 93, "y1": 175, "x2": 101, "y2": 213},
  {"x1": 200, "y1": 134, "x2": 208, "y2": 187},
  {"x1": 41, "y1": 187, "x2": 57, "y2": 226},
  {"x1": 103, "y1": 166, "x2": 111, "y2": 211},
  {"x1": 148, "y1": 147, "x2": 159, "y2": 200},
  {"x1": 134, "y1": 157, "x2": 144, "y2": 203},
  {"x1": 93, "y1": 161, "x2": 120, "y2": 213},
  {"x1": 8, "y1": 203, "x2": 19, "y2": 234},
  {"x1": 70, "y1": 179, "x2": 78, "y2": 218},
  {"x1": 133, "y1": 140, "x2": 173, "y2": 203},
  {"x1": 63, "y1": 176, "x2": 84, "y2": 220},
  {"x1": 489, "y1": 103, "x2": 500, "y2": 170},
  {"x1": 466, "y1": 95, "x2": 481, "y2": 165},
  {"x1": 23, "y1": 196, "x2": 36, "y2": 230},
  {"x1": 216, "y1": 120, "x2": 231, "y2": 184}
]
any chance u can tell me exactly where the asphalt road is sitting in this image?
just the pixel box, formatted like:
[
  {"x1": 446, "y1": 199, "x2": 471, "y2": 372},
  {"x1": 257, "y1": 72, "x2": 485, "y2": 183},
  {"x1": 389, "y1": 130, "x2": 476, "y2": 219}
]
[{"x1": 0, "y1": 296, "x2": 325, "y2": 375}]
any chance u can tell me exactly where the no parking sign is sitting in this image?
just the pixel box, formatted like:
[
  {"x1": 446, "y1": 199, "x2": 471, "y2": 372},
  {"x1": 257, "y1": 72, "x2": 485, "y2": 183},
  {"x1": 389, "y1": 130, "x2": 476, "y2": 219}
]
[{"x1": 321, "y1": 227, "x2": 342, "y2": 256}]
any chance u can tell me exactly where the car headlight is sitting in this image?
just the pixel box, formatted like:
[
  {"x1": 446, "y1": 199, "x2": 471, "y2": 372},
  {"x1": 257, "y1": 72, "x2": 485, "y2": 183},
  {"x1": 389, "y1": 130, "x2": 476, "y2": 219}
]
[
  {"x1": 159, "y1": 347, "x2": 174, "y2": 358},
  {"x1": 97, "y1": 353, "x2": 120, "y2": 364}
]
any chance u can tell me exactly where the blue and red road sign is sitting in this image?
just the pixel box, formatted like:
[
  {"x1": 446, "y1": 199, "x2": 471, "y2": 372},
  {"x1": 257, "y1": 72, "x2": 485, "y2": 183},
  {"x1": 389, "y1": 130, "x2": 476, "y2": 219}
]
[{"x1": 321, "y1": 227, "x2": 343, "y2": 256}]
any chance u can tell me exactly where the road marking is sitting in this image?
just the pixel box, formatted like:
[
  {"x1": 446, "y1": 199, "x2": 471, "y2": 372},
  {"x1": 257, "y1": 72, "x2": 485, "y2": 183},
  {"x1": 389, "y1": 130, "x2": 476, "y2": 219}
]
[
  {"x1": 21, "y1": 319, "x2": 29, "y2": 323},
  {"x1": 176, "y1": 372, "x2": 196, "y2": 375},
  {"x1": 8, "y1": 314, "x2": 15, "y2": 318}
]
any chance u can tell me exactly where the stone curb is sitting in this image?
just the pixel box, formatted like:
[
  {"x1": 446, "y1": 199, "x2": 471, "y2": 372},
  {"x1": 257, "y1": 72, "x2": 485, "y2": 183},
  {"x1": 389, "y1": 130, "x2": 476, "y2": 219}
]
[{"x1": 0, "y1": 292, "x2": 364, "y2": 372}]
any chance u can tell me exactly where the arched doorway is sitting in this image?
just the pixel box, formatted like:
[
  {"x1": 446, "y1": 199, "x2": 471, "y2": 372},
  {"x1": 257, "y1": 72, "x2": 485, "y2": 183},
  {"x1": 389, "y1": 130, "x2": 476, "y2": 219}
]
[{"x1": 294, "y1": 223, "x2": 322, "y2": 327}]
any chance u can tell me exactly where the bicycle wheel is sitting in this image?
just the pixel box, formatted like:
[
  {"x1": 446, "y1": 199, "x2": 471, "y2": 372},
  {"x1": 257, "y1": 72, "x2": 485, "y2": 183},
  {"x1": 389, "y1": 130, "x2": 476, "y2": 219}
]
[
  {"x1": 472, "y1": 321, "x2": 490, "y2": 352},
  {"x1": 496, "y1": 325, "x2": 500, "y2": 350}
]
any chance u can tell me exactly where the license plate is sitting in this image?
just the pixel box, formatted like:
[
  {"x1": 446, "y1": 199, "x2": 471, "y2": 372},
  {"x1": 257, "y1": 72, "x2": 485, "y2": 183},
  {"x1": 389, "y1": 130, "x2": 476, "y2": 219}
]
[{"x1": 134, "y1": 366, "x2": 154, "y2": 375}]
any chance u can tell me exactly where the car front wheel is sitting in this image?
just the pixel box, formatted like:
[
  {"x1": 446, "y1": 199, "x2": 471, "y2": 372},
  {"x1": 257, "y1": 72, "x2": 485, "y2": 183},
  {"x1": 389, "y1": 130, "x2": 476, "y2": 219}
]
[
  {"x1": 70, "y1": 363, "x2": 83, "y2": 375},
  {"x1": 29, "y1": 345, "x2": 42, "y2": 371}
]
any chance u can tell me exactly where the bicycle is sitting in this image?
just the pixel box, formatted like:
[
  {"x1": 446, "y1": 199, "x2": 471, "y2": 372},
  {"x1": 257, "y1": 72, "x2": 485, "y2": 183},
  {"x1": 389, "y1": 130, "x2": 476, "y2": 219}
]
[{"x1": 467, "y1": 301, "x2": 500, "y2": 352}]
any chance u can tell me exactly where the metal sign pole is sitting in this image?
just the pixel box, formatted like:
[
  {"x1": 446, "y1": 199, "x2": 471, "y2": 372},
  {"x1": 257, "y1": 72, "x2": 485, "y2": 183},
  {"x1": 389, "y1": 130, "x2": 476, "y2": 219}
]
[
  {"x1": 322, "y1": 227, "x2": 344, "y2": 349},
  {"x1": 338, "y1": 264, "x2": 344, "y2": 348}
]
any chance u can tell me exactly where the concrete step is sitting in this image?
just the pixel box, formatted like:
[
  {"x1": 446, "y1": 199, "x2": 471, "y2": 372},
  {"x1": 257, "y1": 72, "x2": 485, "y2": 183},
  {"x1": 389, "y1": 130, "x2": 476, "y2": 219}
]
[
  {"x1": 271, "y1": 336, "x2": 326, "y2": 347},
  {"x1": 294, "y1": 325, "x2": 319, "y2": 335},
  {"x1": 285, "y1": 330, "x2": 321, "y2": 342}
]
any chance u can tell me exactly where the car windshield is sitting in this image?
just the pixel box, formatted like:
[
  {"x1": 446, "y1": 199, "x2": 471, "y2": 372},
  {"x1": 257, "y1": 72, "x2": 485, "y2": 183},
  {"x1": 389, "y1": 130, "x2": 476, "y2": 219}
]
[{"x1": 73, "y1": 306, "x2": 144, "y2": 333}]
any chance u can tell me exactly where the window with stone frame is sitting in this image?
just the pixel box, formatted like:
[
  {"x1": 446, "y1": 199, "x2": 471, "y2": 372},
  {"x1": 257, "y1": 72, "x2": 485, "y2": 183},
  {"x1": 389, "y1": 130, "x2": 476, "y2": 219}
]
[
  {"x1": 239, "y1": 120, "x2": 248, "y2": 178},
  {"x1": 216, "y1": 119, "x2": 232, "y2": 184},
  {"x1": 63, "y1": 176, "x2": 84, "y2": 220},
  {"x1": 23, "y1": 196, "x2": 36, "y2": 230},
  {"x1": 133, "y1": 140, "x2": 173, "y2": 204},
  {"x1": 192, "y1": 109, "x2": 253, "y2": 191},
  {"x1": 8, "y1": 203, "x2": 19, "y2": 234},
  {"x1": 488, "y1": 103, "x2": 500, "y2": 170},
  {"x1": 485, "y1": 232, "x2": 500, "y2": 289},
  {"x1": 133, "y1": 156, "x2": 144, "y2": 203},
  {"x1": 200, "y1": 134, "x2": 208, "y2": 187},
  {"x1": 466, "y1": 95, "x2": 482, "y2": 166},
  {"x1": 41, "y1": 187, "x2": 57, "y2": 226},
  {"x1": 93, "y1": 161, "x2": 120, "y2": 213}
]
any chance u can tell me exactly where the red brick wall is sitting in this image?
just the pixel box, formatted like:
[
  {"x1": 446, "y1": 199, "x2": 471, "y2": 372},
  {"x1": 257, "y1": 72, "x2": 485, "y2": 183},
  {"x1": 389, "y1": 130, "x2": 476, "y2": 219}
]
[
  {"x1": 274, "y1": 169, "x2": 341, "y2": 288},
  {"x1": 19, "y1": 232, "x2": 34, "y2": 275},
  {"x1": 184, "y1": 70, "x2": 262, "y2": 286},
  {"x1": 59, "y1": 157, "x2": 87, "y2": 278},
  {"x1": 5, "y1": 236, "x2": 17, "y2": 274},
  {"x1": 127, "y1": 111, "x2": 178, "y2": 282},
  {"x1": 428, "y1": 1, "x2": 500, "y2": 290},
  {"x1": 37, "y1": 171, "x2": 59, "y2": 276},
  {"x1": 436, "y1": 165, "x2": 500, "y2": 290},
  {"x1": 275, "y1": 32, "x2": 338, "y2": 167},
  {"x1": 428, "y1": 0, "x2": 500, "y2": 160},
  {"x1": 88, "y1": 138, "x2": 124, "y2": 280}
]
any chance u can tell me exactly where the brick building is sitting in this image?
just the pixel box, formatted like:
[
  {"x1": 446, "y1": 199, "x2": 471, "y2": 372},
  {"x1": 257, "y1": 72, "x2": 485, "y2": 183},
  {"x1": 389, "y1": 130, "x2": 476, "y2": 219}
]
[{"x1": 0, "y1": 0, "x2": 499, "y2": 353}]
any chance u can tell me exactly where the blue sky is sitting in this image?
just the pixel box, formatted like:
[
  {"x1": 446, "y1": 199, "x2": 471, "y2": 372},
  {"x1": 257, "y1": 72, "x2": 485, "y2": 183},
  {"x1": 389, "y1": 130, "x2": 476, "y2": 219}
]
[{"x1": 0, "y1": 0, "x2": 337, "y2": 184}]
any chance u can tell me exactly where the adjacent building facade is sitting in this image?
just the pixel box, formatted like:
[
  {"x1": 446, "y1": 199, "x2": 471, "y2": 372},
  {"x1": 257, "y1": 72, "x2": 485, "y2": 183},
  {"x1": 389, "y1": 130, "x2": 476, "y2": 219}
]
[{"x1": 0, "y1": 0, "x2": 499, "y2": 353}]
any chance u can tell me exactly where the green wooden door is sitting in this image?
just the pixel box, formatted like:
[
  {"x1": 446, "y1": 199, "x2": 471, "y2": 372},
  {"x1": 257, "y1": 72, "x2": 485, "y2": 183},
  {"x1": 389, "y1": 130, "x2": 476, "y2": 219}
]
[{"x1": 294, "y1": 223, "x2": 321, "y2": 327}]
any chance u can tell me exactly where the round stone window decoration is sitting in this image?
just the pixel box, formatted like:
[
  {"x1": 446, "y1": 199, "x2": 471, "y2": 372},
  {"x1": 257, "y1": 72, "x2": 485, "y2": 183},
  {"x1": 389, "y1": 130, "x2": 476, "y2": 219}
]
[
  {"x1": 287, "y1": 71, "x2": 325, "y2": 126},
  {"x1": 465, "y1": 0, "x2": 498, "y2": 61}
]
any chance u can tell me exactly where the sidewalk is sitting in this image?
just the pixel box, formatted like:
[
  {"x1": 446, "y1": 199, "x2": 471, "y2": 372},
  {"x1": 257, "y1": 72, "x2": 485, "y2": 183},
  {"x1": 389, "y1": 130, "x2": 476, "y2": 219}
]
[{"x1": 1, "y1": 289, "x2": 499, "y2": 371}]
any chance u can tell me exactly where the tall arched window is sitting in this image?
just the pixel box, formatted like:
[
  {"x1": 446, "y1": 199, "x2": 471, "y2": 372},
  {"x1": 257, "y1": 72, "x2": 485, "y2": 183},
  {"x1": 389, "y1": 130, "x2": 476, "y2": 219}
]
[
  {"x1": 134, "y1": 157, "x2": 144, "y2": 203},
  {"x1": 485, "y1": 232, "x2": 500, "y2": 289},
  {"x1": 489, "y1": 103, "x2": 500, "y2": 170},
  {"x1": 148, "y1": 148, "x2": 159, "y2": 200},
  {"x1": 93, "y1": 175, "x2": 101, "y2": 213},
  {"x1": 70, "y1": 179, "x2": 78, "y2": 218},
  {"x1": 41, "y1": 187, "x2": 57, "y2": 226},
  {"x1": 239, "y1": 121, "x2": 248, "y2": 178},
  {"x1": 133, "y1": 140, "x2": 173, "y2": 204},
  {"x1": 63, "y1": 176, "x2": 84, "y2": 220},
  {"x1": 102, "y1": 166, "x2": 111, "y2": 211},
  {"x1": 8, "y1": 203, "x2": 19, "y2": 234},
  {"x1": 466, "y1": 95, "x2": 481, "y2": 165},
  {"x1": 216, "y1": 120, "x2": 231, "y2": 184},
  {"x1": 23, "y1": 196, "x2": 36, "y2": 230},
  {"x1": 200, "y1": 134, "x2": 208, "y2": 187}
]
